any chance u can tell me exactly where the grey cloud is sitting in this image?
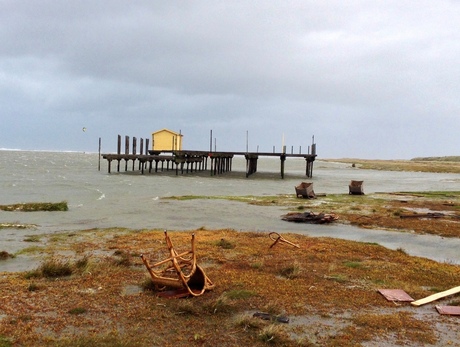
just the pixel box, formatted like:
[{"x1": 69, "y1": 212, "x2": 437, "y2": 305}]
[{"x1": 1, "y1": 1, "x2": 459, "y2": 157}]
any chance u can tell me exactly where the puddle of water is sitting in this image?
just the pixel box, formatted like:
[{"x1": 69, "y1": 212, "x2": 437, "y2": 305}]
[
  {"x1": 0, "y1": 255, "x2": 41, "y2": 273},
  {"x1": 122, "y1": 285, "x2": 143, "y2": 296}
]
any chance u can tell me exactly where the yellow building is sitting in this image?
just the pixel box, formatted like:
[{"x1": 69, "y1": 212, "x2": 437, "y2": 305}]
[{"x1": 152, "y1": 129, "x2": 183, "y2": 151}]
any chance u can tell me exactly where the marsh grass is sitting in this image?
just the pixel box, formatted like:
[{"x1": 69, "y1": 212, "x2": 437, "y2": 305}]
[
  {"x1": 27, "y1": 283, "x2": 40, "y2": 292},
  {"x1": 211, "y1": 293, "x2": 234, "y2": 314},
  {"x1": 0, "y1": 251, "x2": 13, "y2": 260},
  {"x1": 15, "y1": 245, "x2": 44, "y2": 256},
  {"x1": 351, "y1": 312, "x2": 436, "y2": 344},
  {"x1": 250, "y1": 261, "x2": 264, "y2": 270},
  {"x1": 2, "y1": 229, "x2": 458, "y2": 346},
  {"x1": 25, "y1": 257, "x2": 73, "y2": 279},
  {"x1": 396, "y1": 247, "x2": 407, "y2": 254},
  {"x1": 140, "y1": 277, "x2": 157, "y2": 291},
  {"x1": 258, "y1": 324, "x2": 290, "y2": 345},
  {"x1": 170, "y1": 299, "x2": 200, "y2": 316},
  {"x1": 279, "y1": 261, "x2": 301, "y2": 279},
  {"x1": 74, "y1": 255, "x2": 89, "y2": 270},
  {"x1": 234, "y1": 313, "x2": 264, "y2": 330},
  {"x1": 326, "y1": 274, "x2": 348, "y2": 283},
  {"x1": 165, "y1": 190, "x2": 460, "y2": 238},
  {"x1": 0, "y1": 201, "x2": 68, "y2": 212},
  {"x1": 53, "y1": 334, "x2": 142, "y2": 347},
  {"x1": 0, "y1": 336, "x2": 12, "y2": 347},
  {"x1": 343, "y1": 261, "x2": 363, "y2": 269},
  {"x1": 216, "y1": 238, "x2": 235, "y2": 249},
  {"x1": 23, "y1": 235, "x2": 41, "y2": 242},
  {"x1": 323, "y1": 158, "x2": 460, "y2": 174},
  {"x1": 68, "y1": 307, "x2": 87, "y2": 315},
  {"x1": 224, "y1": 289, "x2": 257, "y2": 300},
  {"x1": 111, "y1": 250, "x2": 132, "y2": 267},
  {"x1": 40, "y1": 258, "x2": 73, "y2": 278}
]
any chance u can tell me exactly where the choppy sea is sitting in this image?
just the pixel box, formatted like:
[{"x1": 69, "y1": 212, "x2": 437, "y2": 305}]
[{"x1": 1, "y1": 149, "x2": 460, "y2": 270}]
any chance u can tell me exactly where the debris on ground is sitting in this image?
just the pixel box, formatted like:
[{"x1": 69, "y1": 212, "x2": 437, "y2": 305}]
[
  {"x1": 349, "y1": 180, "x2": 364, "y2": 195},
  {"x1": 411, "y1": 285, "x2": 460, "y2": 306},
  {"x1": 435, "y1": 305, "x2": 460, "y2": 315},
  {"x1": 295, "y1": 182, "x2": 316, "y2": 199},
  {"x1": 253, "y1": 312, "x2": 290, "y2": 323},
  {"x1": 140, "y1": 231, "x2": 214, "y2": 298},
  {"x1": 268, "y1": 232, "x2": 300, "y2": 249},
  {"x1": 281, "y1": 211, "x2": 338, "y2": 224},
  {"x1": 378, "y1": 289, "x2": 414, "y2": 302}
]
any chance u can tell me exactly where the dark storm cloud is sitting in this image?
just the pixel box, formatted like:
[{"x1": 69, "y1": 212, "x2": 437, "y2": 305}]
[{"x1": 1, "y1": 1, "x2": 459, "y2": 158}]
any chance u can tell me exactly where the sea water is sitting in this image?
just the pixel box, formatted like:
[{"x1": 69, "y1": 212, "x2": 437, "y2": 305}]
[{"x1": 1, "y1": 149, "x2": 460, "y2": 267}]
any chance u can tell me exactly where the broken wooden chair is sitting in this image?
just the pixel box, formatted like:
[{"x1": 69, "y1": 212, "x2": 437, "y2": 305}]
[
  {"x1": 349, "y1": 180, "x2": 364, "y2": 195},
  {"x1": 140, "y1": 231, "x2": 214, "y2": 297},
  {"x1": 295, "y1": 182, "x2": 316, "y2": 199},
  {"x1": 269, "y1": 232, "x2": 300, "y2": 249}
]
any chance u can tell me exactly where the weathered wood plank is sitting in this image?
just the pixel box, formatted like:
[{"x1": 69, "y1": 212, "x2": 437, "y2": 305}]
[{"x1": 411, "y1": 286, "x2": 460, "y2": 306}]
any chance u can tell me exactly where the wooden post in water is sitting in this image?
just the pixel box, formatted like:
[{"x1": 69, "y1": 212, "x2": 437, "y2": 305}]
[
  {"x1": 124, "y1": 136, "x2": 129, "y2": 171},
  {"x1": 117, "y1": 135, "x2": 121, "y2": 172},
  {"x1": 245, "y1": 154, "x2": 258, "y2": 177},
  {"x1": 132, "y1": 137, "x2": 137, "y2": 171},
  {"x1": 139, "y1": 138, "x2": 144, "y2": 170},
  {"x1": 98, "y1": 137, "x2": 101, "y2": 171},
  {"x1": 125, "y1": 136, "x2": 129, "y2": 154},
  {"x1": 280, "y1": 154, "x2": 286, "y2": 179}
]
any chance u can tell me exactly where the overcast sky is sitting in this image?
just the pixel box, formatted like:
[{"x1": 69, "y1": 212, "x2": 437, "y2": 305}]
[{"x1": 1, "y1": 1, "x2": 459, "y2": 159}]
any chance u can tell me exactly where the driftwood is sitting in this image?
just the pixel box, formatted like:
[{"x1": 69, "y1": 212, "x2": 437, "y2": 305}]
[
  {"x1": 400, "y1": 212, "x2": 460, "y2": 220},
  {"x1": 282, "y1": 211, "x2": 338, "y2": 224},
  {"x1": 400, "y1": 212, "x2": 445, "y2": 219}
]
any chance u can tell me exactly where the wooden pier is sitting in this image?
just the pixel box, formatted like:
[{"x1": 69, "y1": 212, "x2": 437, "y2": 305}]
[{"x1": 101, "y1": 135, "x2": 317, "y2": 178}]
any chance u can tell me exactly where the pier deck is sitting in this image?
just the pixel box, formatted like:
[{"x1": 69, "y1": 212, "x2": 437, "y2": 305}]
[
  {"x1": 102, "y1": 149, "x2": 316, "y2": 178},
  {"x1": 100, "y1": 135, "x2": 316, "y2": 178}
]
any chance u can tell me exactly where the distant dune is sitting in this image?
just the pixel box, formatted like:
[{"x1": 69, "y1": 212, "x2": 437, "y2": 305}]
[
  {"x1": 322, "y1": 157, "x2": 460, "y2": 174},
  {"x1": 411, "y1": 156, "x2": 460, "y2": 162}
]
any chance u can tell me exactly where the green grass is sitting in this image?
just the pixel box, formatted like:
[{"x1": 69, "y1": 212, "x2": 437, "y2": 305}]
[
  {"x1": 15, "y1": 246, "x2": 44, "y2": 255},
  {"x1": 224, "y1": 289, "x2": 257, "y2": 300},
  {"x1": 23, "y1": 235, "x2": 41, "y2": 242},
  {"x1": 279, "y1": 261, "x2": 302, "y2": 279},
  {"x1": 24, "y1": 258, "x2": 73, "y2": 279},
  {"x1": 0, "y1": 201, "x2": 69, "y2": 212},
  {"x1": 344, "y1": 261, "x2": 363, "y2": 269},
  {"x1": 27, "y1": 283, "x2": 40, "y2": 292},
  {"x1": 326, "y1": 274, "x2": 348, "y2": 283},
  {"x1": 216, "y1": 238, "x2": 235, "y2": 249},
  {"x1": 68, "y1": 307, "x2": 87, "y2": 315},
  {"x1": 0, "y1": 336, "x2": 12, "y2": 347}
]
